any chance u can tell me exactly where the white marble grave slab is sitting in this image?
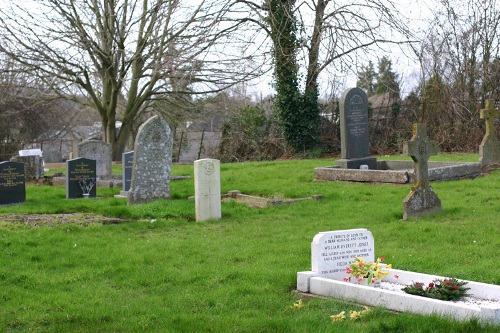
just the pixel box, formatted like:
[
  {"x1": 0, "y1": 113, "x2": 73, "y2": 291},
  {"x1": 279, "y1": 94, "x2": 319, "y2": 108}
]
[
  {"x1": 194, "y1": 158, "x2": 221, "y2": 221},
  {"x1": 311, "y1": 229, "x2": 374, "y2": 281}
]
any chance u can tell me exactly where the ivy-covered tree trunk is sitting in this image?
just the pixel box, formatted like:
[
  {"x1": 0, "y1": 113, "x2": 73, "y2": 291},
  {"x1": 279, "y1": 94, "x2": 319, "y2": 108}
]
[{"x1": 266, "y1": 0, "x2": 319, "y2": 152}]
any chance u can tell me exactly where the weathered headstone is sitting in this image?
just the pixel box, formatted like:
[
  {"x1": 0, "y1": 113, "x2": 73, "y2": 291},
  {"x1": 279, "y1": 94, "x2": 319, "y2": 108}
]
[
  {"x1": 194, "y1": 158, "x2": 221, "y2": 221},
  {"x1": 337, "y1": 88, "x2": 377, "y2": 169},
  {"x1": 11, "y1": 149, "x2": 44, "y2": 180},
  {"x1": 0, "y1": 161, "x2": 26, "y2": 205},
  {"x1": 127, "y1": 116, "x2": 173, "y2": 205},
  {"x1": 120, "y1": 151, "x2": 134, "y2": 196},
  {"x1": 310, "y1": 229, "x2": 374, "y2": 281},
  {"x1": 479, "y1": 99, "x2": 500, "y2": 169},
  {"x1": 77, "y1": 139, "x2": 112, "y2": 179},
  {"x1": 402, "y1": 123, "x2": 441, "y2": 220},
  {"x1": 66, "y1": 158, "x2": 97, "y2": 199}
]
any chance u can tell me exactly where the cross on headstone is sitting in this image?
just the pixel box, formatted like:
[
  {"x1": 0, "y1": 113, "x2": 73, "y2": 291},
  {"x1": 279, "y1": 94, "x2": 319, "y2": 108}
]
[
  {"x1": 403, "y1": 123, "x2": 437, "y2": 190},
  {"x1": 479, "y1": 99, "x2": 500, "y2": 169},
  {"x1": 402, "y1": 123, "x2": 441, "y2": 220}
]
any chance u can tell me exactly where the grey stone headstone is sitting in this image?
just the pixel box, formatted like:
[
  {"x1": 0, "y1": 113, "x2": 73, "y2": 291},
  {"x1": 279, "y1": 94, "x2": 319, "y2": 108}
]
[
  {"x1": 337, "y1": 88, "x2": 377, "y2": 169},
  {"x1": 121, "y1": 151, "x2": 134, "y2": 195},
  {"x1": 77, "y1": 140, "x2": 112, "y2": 179},
  {"x1": 0, "y1": 161, "x2": 26, "y2": 205},
  {"x1": 127, "y1": 116, "x2": 173, "y2": 205},
  {"x1": 479, "y1": 99, "x2": 500, "y2": 169},
  {"x1": 194, "y1": 158, "x2": 221, "y2": 221},
  {"x1": 10, "y1": 155, "x2": 44, "y2": 180},
  {"x1": 402, "y1": 123, "x2": 441, "y2": 219},
  {"x1": 311, "y1": 229, "x2": 374, "y2": 281},
  {"x1": 66, "y1": 158, "x2": 97, "y2": 199}
]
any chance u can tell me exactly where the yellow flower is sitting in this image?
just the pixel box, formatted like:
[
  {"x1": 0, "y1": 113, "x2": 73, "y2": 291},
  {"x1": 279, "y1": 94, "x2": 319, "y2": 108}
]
[
  {"x1": 293, "y1": 299, "x2": 303, "y2": 308},
  {"x1": 330, "y1": 311, "x2": 345, "y2": 322},
  {"x1": 349, "y1": 310, "x2": 362, "y2": 320},
  {"x1": 386, "y1": 264, "x2": 392, "y2": 269},
  {"x1": 361, "y1": 306, "x2": 371, "y2": 314}
]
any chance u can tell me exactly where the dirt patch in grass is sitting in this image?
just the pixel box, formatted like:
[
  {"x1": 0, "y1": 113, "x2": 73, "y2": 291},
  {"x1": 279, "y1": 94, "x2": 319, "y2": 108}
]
[{"x1": 0, "y1": 213, "x2": 133, "y2": 227}]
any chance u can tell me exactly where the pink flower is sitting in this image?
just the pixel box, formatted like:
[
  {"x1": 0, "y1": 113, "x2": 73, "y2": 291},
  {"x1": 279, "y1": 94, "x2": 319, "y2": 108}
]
[
  {"x1": 371, "y1": 279, "x2": 376, "y2": 284},
  {"x1": 346, "y1": 267, "x2": 352, "y2": 274},
  {"x1": 452, "y1": 285, "x2": 458, "y2": 290},
  {"x1": 343, "y1": 277, "x2": 350, "y2": 282},
  {"x1": 428, "y1": 282, "x2": 435, "y2": 288},
  {"x1": 357, "y1": 277, "x2": 363, "y2": 283},
  {"x1": 358, "y1": 263, "x2": 364, "y2": 268},
  {"x1": 379, "y1": 257, "x2": 385, "y2": 262},
  {"x1": 394, "y1": 274, "x2": 399, "y2": 279}
]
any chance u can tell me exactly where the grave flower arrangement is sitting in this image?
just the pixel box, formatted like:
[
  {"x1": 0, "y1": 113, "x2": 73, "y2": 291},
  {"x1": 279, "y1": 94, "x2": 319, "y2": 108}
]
[
  {"x1": 345, "y1": 257, "x2": 391, "y2": 285},
  {"x1": 402, "y1": 278, "x2": 470, "y2": 301}
]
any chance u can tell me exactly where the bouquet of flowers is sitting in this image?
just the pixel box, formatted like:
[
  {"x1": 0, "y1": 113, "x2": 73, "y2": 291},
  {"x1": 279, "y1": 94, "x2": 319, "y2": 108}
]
[{"x1": 345, "y1": 257, "x2": 391, "y2": 285}]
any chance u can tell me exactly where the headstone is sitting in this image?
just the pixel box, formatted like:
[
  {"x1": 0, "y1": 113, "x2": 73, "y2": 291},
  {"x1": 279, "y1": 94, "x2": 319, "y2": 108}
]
[
  {"x1": 127, "y1": 115, "x2": 173, "y2": 205},
  {"x1": 336, "y1": 88, "x2": 377, "y2": 169},
  {"x1": 194, "y1": 158, "x2": 221, "y2": 221},
  {"x1": 0, "y1": 161, "x2": 26, "y2": 205},
  {"x1": 310, "y1": 229, "x2": 374, "y2": 281},
  {"x1": 120, "y1": 151, "x2": 134, "y2": 196},
  {"x1": 479, "y1": 99, "x2": 500, "y2": 169},
  {"x1": 402, "y1": 123, "x2": 441, "y2": 220},
  {"x1": 11, "y1": 149, "x2": 44, "y2": 180},
  {"x1": 77, "y1": 139, "x2": 112, "y2": 179},
  {"x1": 66, "y1": 157, "x2": 97, "y2": 199}
]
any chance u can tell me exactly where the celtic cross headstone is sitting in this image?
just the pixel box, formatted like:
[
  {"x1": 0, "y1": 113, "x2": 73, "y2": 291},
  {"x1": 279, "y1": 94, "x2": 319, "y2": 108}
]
[
  {"x1": 479, "y1": 99, "x2": 500, "y2": 169},
  {"x1": 402, "y1": 123, "x2": 441, "y2": 220}
]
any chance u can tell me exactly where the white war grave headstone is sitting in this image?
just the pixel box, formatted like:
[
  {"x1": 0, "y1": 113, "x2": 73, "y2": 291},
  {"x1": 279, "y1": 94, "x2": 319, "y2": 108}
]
[
  {"x1": 77, "y1": 139, "x2": 112, "y2": 179},
  {"x1": 194, "y1": 158, "x2": 221, "y2": 221},
  {"x1": 402, "y1": 123, "x2": 441, "y2": 220},
  {"x1": 127, "y1": 116, "x2": 173, "y2": 205}
]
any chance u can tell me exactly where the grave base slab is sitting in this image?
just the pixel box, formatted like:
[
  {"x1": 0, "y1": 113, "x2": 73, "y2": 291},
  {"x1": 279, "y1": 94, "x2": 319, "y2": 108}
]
[{"x1": 297, "y1": 268, "x2": 500, "y2": 324}]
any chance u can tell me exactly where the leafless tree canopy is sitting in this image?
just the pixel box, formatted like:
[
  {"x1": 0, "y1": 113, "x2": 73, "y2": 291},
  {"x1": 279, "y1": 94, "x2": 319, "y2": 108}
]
[{"x1": 0, "y1": 0, "x2": 262, "y2": 159}]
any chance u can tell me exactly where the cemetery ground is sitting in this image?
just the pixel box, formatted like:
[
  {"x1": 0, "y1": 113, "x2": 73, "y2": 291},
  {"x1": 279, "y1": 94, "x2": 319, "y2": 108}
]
[{"x1": 1, "y1": 155, "x2": 499, "y2": 332}]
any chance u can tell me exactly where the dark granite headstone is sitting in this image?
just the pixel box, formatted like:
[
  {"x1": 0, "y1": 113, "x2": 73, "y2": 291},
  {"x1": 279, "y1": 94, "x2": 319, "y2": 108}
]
[
  {"x1": 121, "y1": 151, "x2": 134, "y2": 195},
  {"x1": 66, "y1": 158, "x2": 97, "y2": 199},
  {"x1": 0, "y1": 161, "x2": 26, "y2": 205},
  {"x1": 337, "y1": 88, "x2": 377, "y2": 169}
]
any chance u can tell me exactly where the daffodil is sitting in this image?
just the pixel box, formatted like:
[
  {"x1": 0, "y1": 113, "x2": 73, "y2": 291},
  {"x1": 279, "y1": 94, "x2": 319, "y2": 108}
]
[
  {"x1": 349, "y1": 310, "x2": 362, "y2": 320},
  {"x1": 293, "y1": 299, "x2": 303, "y2": 308},
  {"x1": 330, "y1": 311, "x2": 345, "y2": 322}
]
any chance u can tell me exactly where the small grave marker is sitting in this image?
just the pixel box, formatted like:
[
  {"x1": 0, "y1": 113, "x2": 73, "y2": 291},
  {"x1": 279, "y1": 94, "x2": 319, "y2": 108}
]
[
  {"x1": 479, "y1": 99, "x2": 500, "y2": 169},
  {"x1": 128, "y1": 116, "x2": 173, "y2": 205},
  {"x1": 310, "y1": 229, "x2": 374, "y2": 281},
  {"x1": 66, "y1": 158, "x2": 97, "y2": 199},
  {"x1": 0, "y1": 161, "x2": 26, "y2": 205},
  {"x1": 77, "y1": 139, "x2": 112, "y2": 179},
  {"x1": 337, "y1": 88, "x2": 377, "y2": 169},
  {"x1": 120, "y1": 151, "x2": 134, "y2": 196},
  {"x1": 402, "y1": 123, "x2": 441, "y2": 219},
  {"x1": 194, "y1": 158, "x2": 221, "y2": 221}
]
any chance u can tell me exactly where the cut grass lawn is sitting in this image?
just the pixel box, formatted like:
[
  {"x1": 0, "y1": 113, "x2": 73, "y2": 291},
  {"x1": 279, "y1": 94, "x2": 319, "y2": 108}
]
[{"x1": 1, "y1": 154, "x2": 499, "y2": 332}]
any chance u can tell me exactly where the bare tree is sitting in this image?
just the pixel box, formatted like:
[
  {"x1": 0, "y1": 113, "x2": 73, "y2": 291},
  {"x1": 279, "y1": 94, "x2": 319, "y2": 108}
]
[{"x1": 0, "y1": 0, "x2": 260, "y2": 159}]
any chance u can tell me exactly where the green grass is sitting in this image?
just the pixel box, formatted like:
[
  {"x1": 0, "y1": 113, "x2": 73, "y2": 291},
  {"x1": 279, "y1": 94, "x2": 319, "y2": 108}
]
[{"x1": 1, "y1": 155, "x2": 499, "y2": 332}]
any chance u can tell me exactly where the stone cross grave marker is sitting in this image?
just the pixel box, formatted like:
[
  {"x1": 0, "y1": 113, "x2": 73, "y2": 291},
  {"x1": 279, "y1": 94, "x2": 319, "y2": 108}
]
[
  {"x1": 120, "y1": 151, "x2": 134, "y2": 196},
  {"x1": 309, "y1": 229, "x2": 374, "y2": 282},
  {"x1": 0, "y1": 161, "x2": 26, "y2": 206},
  {"x1": 402, "y1": 123, "x2": 441, "y2": 220},
  {"x1": 128, "y1": 115, "x2": 173, "y2": 205},
  {"x1": 479, "y1": 99, "x2": 500, "y2": 169},
  {"x1": 194, "y1": 158, "x2": 221, "y2": 221},
  {"x1": 66, "y1": 158, "x2": 97, "y2": 199},
  {"x1": 77, "y1": 139, "x2": 112, "y2": 179},
  {"x1": 337, "y1": 87, "x2": 377, "y2": 169}
]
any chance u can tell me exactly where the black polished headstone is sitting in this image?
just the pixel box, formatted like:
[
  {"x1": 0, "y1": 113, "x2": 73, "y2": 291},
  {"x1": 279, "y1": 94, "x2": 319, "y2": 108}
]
[
  {"x1": 66, "y1": 158, "x2": 97, "y2": 199},
  {"x1": 0, "y1": 161, "x2": 26, "y2": 205},
  {"x1": 122, "y1": 151, "x2": 134, "y2": 192},
  {"x1": 337, "y1": 88, "x2": 377, "y2": 169}
]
